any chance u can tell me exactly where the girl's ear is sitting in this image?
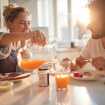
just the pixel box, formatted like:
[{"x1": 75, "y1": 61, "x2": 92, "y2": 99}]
[{"x1": 7, "y1": 21, "x2": 12, "y2": 29}]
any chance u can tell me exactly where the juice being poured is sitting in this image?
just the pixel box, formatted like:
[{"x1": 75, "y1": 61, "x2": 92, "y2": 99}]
[
  {"x1": 55, "y1": 74, "x2": 70, "y2": 88},
  {"x1": 20, "y1": 59, "x2": 56, "y2": 71}
]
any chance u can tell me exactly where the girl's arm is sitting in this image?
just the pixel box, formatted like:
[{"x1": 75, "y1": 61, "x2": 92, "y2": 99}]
[
  {"x1": 0, "y1": 30, "x2": 47, "y2": 46},
  {"x1": 0, "y1": 32, "x2": 30, "y2": 46}
]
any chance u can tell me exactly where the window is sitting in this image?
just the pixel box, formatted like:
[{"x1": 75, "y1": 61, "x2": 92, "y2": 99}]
[
  {"x1": 56, "y1": 0, "x2": 68, "y2": 42},
  {"x1": 37, "y1": 0, "x2": 49, "y2": 27},
  {"x1": 55, "y1": 0, "x2": 91, "y2": 47}
]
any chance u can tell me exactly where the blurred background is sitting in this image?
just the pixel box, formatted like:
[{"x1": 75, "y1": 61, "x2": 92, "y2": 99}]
[{"x1": 0, "y1": 0, "x2": 94, "y2": 70}]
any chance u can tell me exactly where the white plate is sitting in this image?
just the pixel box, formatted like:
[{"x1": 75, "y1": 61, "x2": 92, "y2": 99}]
[
  {"x1": 70, "y1": 70, "x2": 105, "y2": 81},
  {"x1": 0, "y1": 72, "x2": 31, "y2": 83},
  {"x1": 6, "y1": 73, "x2": 23, "y2": 83},
  {"x1": 8, "y1": 78, "x2": 23, "y2": 83}
]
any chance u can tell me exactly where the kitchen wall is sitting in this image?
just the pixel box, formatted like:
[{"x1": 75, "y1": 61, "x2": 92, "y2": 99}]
[{"x1": 0, "y1": 0, "x2": 8, "y2": 32}]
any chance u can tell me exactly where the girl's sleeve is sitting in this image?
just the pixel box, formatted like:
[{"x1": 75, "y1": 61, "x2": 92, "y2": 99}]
[{"x1": 0, "y1": 32, "x2": 12, "y2": 59}]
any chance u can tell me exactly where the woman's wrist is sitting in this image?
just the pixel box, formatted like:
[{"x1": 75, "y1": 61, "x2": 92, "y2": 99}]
[{"x1": 22, "y1": 32, "x2": 32, "y2": 40}]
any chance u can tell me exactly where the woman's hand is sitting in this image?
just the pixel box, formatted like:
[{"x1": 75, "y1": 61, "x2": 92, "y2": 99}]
[
  {"x1": 31, "y1": 30, "x2": 47, "y2": 46},
  {"x1": 91, "y1": 57, "x2": 105, "y2": 71}
]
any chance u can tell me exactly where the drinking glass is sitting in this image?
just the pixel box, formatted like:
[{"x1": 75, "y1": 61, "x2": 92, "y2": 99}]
[
  {"x1": 55, "y1": 62, "x2": 71, "y2": 90},
  {"x1": 17, "y1": 40, "x2": 58, "y2": 74}
]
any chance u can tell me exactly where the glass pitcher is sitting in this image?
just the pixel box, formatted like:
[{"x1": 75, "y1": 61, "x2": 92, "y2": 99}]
[{"x1": 17, "y1": 39, "x2": 58, "y2": 72}]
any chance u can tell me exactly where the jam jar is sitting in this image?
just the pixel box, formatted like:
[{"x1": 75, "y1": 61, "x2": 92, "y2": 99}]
[{"x1": 37, "y1": 67, "x2": 49, "y2": 87}]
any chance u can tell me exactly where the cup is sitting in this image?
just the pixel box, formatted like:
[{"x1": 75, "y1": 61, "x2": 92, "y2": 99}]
[{"x1": 55, "y1": 67, "x2": 70, "y2": 90}]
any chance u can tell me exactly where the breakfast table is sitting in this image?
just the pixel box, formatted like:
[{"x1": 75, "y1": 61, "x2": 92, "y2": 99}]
[{"x1": 0, "y1": 72, "x2": 105, "y2": 105}]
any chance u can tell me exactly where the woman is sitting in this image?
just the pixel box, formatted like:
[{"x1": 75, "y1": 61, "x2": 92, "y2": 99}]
[{"x1": 0, "y1": 4, "x2": 47, "y2": 73}]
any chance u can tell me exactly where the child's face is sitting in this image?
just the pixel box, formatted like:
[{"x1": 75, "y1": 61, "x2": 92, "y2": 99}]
[
  {"x1": 87, "y1": 10, "x2": 105, "y2": 39},
  {"x1": 8, "y1": 12, "x2": 31, "y2": 33}
]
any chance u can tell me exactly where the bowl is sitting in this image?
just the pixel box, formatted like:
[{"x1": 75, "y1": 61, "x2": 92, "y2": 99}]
[{"x1": 0, "y1": 81, "x2": 14, "y2": 92}]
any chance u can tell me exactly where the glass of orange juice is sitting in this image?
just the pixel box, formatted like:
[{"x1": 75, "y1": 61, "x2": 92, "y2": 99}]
[
  {"x1": 55, "y1": 69, "x2": 70, "y2": 90},
  {"x1": 55, "y1": 61, "x2": 71, "y2": 90}
]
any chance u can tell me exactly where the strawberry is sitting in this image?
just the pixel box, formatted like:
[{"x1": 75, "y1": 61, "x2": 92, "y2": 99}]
[{"x1": 2, "y1": 73, "x2": 6, "y2": 76}]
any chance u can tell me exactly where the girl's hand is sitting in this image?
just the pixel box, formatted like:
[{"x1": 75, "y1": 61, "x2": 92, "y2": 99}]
[{"x1": 31, "y1": 30, "x2": 47, "y2": 46}]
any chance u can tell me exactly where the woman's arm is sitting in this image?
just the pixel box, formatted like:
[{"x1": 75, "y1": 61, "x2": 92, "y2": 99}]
[
  {"x1": 0, "y1": 32, "x2": 30, "y2": 46},
  {"x1": 0, "y1": 30, "x2": 47, "y2": 46}
]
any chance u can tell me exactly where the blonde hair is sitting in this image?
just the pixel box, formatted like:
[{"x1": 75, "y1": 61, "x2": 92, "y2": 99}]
[{"x1": 3, "y1": 3, "x2": 31, "y2": 32}]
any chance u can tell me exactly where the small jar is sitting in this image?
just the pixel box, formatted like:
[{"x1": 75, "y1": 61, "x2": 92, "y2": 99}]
[{"x1": 37, "y1": 67, "x2": 49, "y2": 87}]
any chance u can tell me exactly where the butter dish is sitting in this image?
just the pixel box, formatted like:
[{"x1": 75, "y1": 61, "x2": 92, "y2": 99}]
[{"x1": 0, "y1": 81, "x2": 14, "y2": 92}]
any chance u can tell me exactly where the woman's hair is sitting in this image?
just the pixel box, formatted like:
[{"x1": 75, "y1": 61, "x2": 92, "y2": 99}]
[
  {"x1": 3, "y1": 3, "x2": 31, "y2": 32},
  {"x1": 88, "y1": 0, "x2": 105, "y2": 26}
]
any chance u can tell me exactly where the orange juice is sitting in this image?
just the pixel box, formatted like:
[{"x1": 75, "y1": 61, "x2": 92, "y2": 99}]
[
  {"x1": 55, "y1": 75, "x2": 70, "y2": 88},
  {"x1": 20, "y1": 59, "x2": 53, "y2": 71}
]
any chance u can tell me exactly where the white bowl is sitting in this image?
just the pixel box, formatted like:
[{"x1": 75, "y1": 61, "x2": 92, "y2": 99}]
[{"x1": 0, "y1": 81, "x2": 14, "y2": 92}]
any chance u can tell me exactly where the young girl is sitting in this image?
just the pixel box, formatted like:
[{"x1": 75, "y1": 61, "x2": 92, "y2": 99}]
[{"x1": 0, "y1": 4, "x2": 47, "y2": 73}]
